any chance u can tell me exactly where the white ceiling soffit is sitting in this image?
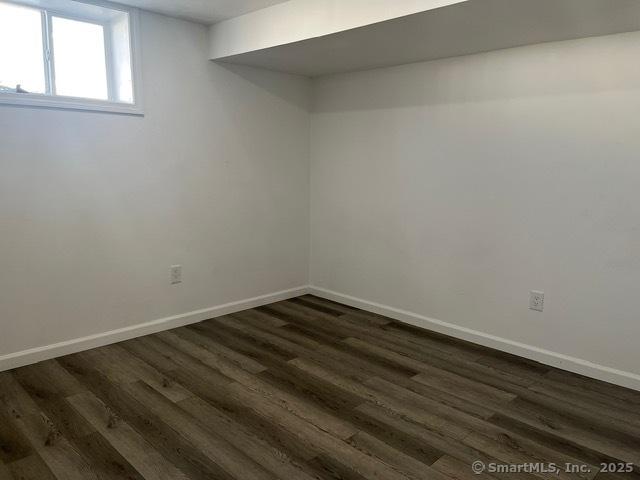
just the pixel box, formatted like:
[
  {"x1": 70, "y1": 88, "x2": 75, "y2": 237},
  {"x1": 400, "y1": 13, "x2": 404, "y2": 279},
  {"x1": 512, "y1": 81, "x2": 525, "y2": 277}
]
[
  {"x1": 112, "y1": 0, "x2": 290, "y2": 24},
  {"x1": 212, "y1": 0, "x2": 640, "y2": 77}
]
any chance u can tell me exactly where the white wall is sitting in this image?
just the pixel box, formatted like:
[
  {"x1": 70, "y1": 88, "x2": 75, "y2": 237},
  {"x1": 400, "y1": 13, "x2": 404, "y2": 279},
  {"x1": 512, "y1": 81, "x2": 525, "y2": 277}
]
[
  {"x1": 3, "y1": 9, "x2": 639, "y2": 389},
  {"x1": 0, "y1": 11, "x2": 310, "y2": 362},
  {"x1": 310, "y1": 31, "x2": 640, "y2": 383}
]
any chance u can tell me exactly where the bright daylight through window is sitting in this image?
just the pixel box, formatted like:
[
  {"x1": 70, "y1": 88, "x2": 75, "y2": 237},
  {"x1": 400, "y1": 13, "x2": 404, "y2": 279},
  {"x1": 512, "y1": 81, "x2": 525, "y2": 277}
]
[{"x1": 0, "y1": 0, "x2": 140, "y2": 113}]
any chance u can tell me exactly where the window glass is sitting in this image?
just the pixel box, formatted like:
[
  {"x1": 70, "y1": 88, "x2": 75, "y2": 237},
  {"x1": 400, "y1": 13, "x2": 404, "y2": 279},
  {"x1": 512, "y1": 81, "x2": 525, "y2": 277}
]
[
  {"x1": 0, "y1": 3, "x2": 46, "y2": 94},
  {"x1": 51, "y1": 16, "x2": 108, "y2": 100}
]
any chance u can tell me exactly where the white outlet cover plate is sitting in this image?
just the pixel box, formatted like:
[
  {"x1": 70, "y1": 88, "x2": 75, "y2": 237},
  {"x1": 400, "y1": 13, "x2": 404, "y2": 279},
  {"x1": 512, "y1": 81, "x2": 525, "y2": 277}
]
[
  {"x1": 529, "y1": 290, "x2": 544, "y2": 312},
  {"x1": 170, "y1": 265, "x2": 182, "y2": 284}
]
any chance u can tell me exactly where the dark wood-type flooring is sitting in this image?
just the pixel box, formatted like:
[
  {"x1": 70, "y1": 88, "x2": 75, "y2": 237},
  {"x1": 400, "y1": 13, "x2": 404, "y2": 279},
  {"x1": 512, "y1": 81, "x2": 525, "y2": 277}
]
[{"x1": 1, "y1": 295, "x2": 640, "y2": 480}]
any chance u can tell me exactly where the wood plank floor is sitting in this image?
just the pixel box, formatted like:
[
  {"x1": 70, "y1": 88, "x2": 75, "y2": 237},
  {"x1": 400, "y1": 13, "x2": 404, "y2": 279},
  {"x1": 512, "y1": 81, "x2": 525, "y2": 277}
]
[{"x1": 1, "y1": 295, "x2": 639, "y2": 480}]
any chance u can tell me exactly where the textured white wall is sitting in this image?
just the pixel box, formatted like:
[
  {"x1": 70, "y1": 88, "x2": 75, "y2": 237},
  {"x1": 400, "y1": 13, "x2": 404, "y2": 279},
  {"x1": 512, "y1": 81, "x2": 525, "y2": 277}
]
[
  {"x1": 0, "y1": 11, "x2": 310, "y2": 358},
  {"x1": 310, "y1": 31, "x2": 640, "y2": 377}
]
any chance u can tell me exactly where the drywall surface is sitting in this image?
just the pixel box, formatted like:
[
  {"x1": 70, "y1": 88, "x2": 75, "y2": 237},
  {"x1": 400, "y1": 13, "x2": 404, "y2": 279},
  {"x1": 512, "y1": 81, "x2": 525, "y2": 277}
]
[
  {"x1": 310, "y1": 31, "x2": 640, "y2": 377},
  {"x1": 211, "y1": 0, "x2": 640, "y2": 77},
  {"x1": 209, "y1": 0, "x2": 465, "y2": 59},
  {"x1": 0, "y1": 11, "x2": 310, "y2": 359}
]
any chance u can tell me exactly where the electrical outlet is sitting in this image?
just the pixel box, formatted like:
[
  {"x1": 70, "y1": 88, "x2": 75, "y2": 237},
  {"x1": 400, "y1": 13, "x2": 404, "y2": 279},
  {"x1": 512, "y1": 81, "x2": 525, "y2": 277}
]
[
  {"x1": 529, "y1": 290, "x2": 544, "y2": 312},
  {"x1": 170, "y1": 265, "x2": 182, "y2": 285}
]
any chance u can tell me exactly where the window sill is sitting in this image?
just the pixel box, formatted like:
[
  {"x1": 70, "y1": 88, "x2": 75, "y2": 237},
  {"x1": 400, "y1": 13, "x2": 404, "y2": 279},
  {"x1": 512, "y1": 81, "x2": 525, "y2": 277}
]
[{"x1": 0, "y1": 92, "x2": 144, "y2": 116}]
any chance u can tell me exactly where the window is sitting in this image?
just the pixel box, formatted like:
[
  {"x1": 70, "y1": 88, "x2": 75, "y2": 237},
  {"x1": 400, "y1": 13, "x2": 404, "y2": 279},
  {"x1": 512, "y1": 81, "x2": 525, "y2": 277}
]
[
  {"x1": 52, "y1": 16, "x2": 110, "y2": 100},
  {"x1": 0, "y1": 0, "x2": 142, "y2": 114}
]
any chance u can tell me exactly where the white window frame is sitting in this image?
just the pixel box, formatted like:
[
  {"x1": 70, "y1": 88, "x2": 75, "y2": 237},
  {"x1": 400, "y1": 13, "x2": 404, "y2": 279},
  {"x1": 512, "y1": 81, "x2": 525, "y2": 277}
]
[{"x1": 0, "y1": 0, "x2": 143, "y2": 115}]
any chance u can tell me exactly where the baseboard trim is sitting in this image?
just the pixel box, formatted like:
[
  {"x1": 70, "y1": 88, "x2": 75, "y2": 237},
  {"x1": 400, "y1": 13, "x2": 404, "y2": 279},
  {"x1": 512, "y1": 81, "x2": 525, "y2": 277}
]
[
  {"x1": 308, "y1": 286, "x2": 640, "y2": 392},
  {"x1": 0, "y1": 285, "x2": 310, "y2": 373}
]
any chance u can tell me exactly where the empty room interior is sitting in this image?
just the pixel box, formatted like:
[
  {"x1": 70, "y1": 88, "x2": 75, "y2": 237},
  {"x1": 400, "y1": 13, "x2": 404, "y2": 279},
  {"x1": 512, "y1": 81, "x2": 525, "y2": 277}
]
[{"x1": 2, "y1": 0, "x2": 640, "y2": 478}]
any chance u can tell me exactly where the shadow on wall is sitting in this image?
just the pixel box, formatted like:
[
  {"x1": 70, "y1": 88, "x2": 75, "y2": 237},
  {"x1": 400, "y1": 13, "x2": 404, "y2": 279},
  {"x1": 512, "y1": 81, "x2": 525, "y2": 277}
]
[
  {"x1": 312, "y1": 30, "x2": 640, "y2": 113},
  {"x1": 217, "y1": 62, "x2": 311, "y2": 111}
]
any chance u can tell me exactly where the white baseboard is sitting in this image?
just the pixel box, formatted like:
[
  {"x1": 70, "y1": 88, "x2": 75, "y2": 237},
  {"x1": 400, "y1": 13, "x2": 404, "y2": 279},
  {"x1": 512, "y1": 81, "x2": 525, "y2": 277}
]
[
  {"x1": 308, "y1": 286, "x2": 640, "y2": 392},
  {"x1": 6, "y1": 283, "x2": 638, "y2": 392},
  {"x1": 0, "y1": 285, "x2": 310, "y2": 373}
]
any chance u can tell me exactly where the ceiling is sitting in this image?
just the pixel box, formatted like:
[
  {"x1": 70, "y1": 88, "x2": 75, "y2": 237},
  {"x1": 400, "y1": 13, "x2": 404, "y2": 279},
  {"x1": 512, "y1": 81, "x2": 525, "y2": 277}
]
[
  {"x1": 216, "y1": 0, "x2": 640, "y2": 77},
  {"x1": 112, "y1": 0, "x2": 290, "y2": 24}
]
